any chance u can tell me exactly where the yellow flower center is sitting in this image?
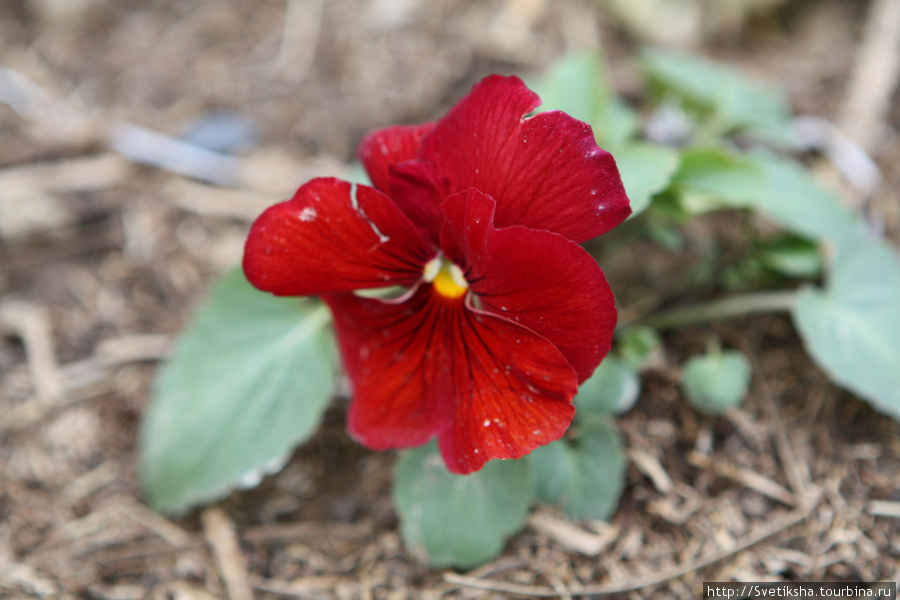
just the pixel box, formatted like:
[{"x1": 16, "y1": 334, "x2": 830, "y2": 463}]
[{"x1": 423, "y1": 257, "x2": 469, "y2": 299}]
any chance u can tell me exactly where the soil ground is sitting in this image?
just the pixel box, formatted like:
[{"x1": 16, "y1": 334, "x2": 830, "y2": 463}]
[{"x1": 1, "y1": 0, "x2": 899, "y2": 598}]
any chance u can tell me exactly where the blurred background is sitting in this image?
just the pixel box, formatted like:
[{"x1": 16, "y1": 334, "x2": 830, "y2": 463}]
[{"x1": 1, "y1": 0, "x2": 898, "y2": 598}]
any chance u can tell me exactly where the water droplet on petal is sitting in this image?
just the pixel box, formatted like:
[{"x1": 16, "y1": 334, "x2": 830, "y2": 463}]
[{"x1": 299, "y1": 206, "x2": 318, "y2": 222}]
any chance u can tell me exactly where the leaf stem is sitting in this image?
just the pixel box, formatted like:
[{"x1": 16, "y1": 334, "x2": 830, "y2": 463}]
[{"x1": 630, "y1": 290, "x2": 798, "y2": 331}]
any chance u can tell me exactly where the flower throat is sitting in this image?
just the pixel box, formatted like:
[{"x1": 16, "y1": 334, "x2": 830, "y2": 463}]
[{"x1": 423, "y1": 257, "x2": 468, "y2": 299}]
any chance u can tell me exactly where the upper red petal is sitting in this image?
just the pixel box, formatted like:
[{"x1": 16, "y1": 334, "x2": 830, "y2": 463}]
[
  {"x1": 357, "y1": 123, "x2": 435, "y2": 193},
  {"x1": 385, "y1": 160, "x2": 446, "y2": 246},
  {"x1": 418, "y1": 75, "x2": 631, "y2": 243},
  {"x1": 328, "y1": 286, "x2": 577, "y2": 474},
  {"x1": 441, "y1": 189, "x2": 617, "y2": 383},
  {"x1": 243, "y1": 177, "x2": 434, "y2": 296}
]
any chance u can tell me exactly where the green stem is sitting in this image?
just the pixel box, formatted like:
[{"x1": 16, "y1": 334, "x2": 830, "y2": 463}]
[{"x1": 630, "y1": 290, "x2": 798, "y2": 331}]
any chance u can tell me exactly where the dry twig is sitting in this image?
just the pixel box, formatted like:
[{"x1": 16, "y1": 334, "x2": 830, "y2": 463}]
[
  {"x1": 838, "y1": 0, "x2": 900, "y2": 151},
  {"x1": 0, "y1": 300, "x2": 63, "y2": 405},
  {"x1": 202, "y1": 507, "x2": 256, "y2": 600}
]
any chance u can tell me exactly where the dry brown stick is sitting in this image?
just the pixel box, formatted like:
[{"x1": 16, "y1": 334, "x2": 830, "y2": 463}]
[
  {"x1": 838, "y1": 0, "x2": 900, "y2": 151},
  {"x1": 0, "y1": 153, "x2": 129, "y2": 196},
  {"x1": 202, "y1": 507, "x2": 256, "y2": 600},
  {"x1": 272, "y1": 0, "x2": 326, "y2": 79},
  {"x1": 757, "y1": 373, "x2": 809, "y2": 502},
  {"x1": 444, "y1": 504, "x2": 813, "y2": 598},
  {"x1": 0, "y1": 301, "x2": 63, "y2": 405}
]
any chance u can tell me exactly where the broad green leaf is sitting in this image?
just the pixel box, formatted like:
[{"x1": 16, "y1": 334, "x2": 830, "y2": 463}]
[
  {"x1": 140, "y1": 268, "x2": 337, "y2": 514},
  {"x1": 537, "y1": 50, "x2": 612, "y2": 126},
  {"x1": 536, "y1": 50, "x2": 640, "y2": 148},
  {"x1": 757, "y1": 236, "x2": 823, "y2": 279},
  {"x1": 598, "y1": 99, "x2": 642, "y2": 150},
  {"x1": 575, "y1": 355, "x2": 640, "y2": 416},
  {"x1": 672, "y1": 147, "x2": 766, "y2": 213},
  {"x1": 393, "y1": 443, "x2": 531, "y2": 568},
  {"x1": 750, "y1": 155, "x2": 861, "y2": 246},
  {"x1": 681, "y1": 349, "x2": 751, "y2": 415},
  {"x1": 640, "y1": 50, "x2": 795, "y2": 147},
  {"x1": 531, "y1": 418, "x2": 626, "y2": 521},
  {"x1": 792, "y1": 239, "x2": 900, "y2": 420},
  {"x1": 615, "y1": 142, "x2": 680, "y2": 216}
]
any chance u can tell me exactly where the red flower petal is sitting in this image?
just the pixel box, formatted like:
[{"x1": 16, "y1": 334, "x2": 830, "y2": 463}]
[
  {"x1": 416, "y1": 75, "x2": 631, "y2": 243},
  {"x1": 386, "y1": 160, "x2": 446, "y2": 245},
  {"x1": 357, "y1": 123, "x2": 435, "y2": 193},
  {"x1": 440, "y1": 189, "x2": 617, "y2": 383},
  {"x1": 243, "y1": 177, "x2": 434, "y2": 296},
  {"x1": 328, "y1": 287, "x2": 577, "y2": 474}
]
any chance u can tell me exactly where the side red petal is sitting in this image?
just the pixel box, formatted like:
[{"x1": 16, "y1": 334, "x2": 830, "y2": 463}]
[
  {"x1": 328, "y1": 287, "x2": 577, "y2": 474},
  {"x1": 357, "y1": 123, "x2": 435, "y2": 193},
  {"x1": 441, "y1": 189, "x2": 617, "y2": 383},
  {"x1": 243, "y1": 177, "x2": 434, "y2": 296},
  {"x1": 419, "y1": 75, "x2": 631, "y2": 243}
]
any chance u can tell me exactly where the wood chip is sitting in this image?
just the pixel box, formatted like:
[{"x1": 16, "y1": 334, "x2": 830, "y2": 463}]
[
  {"x1": 255, "y1": 576, "x2": 344, "y2": 596},
  {"x1": 202, "y1": 507, "x2": 255, "y2": 600},
  {"x1": 0, "y1": 153, "x2": 128, "y2": 196},
  {"x1": 867, "y1": 500, "x2": 900, "y2": 518},
  {"x1": 718, "y1": 463, "x2": 797, "y2": 506},
  {"x1": 528, "y1": 511, "x2": 618, "y2": 556},
  {"x1": 95, "y1": 334, "x2": 171, "y2": 365},
  {"x1": 0, "y1": 300, "x2": 63, "y2": 405},
  {"x1": 627, "y1": 448, "x2": 673, "y2": 494},
  {"x1": 119, "y1": 498, "x2": 194, "y2": 548},
  {"x1": 839, "y1": 0, "x2": 900, "y2": 150},
  {"x1": 61, "y1": 461, "x2": 119, "y2": 503}
]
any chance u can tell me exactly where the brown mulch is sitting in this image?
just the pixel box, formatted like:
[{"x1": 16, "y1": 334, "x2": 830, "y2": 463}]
[{"x1": 1, "y1": 1, "x2": 898, "y2": 598}]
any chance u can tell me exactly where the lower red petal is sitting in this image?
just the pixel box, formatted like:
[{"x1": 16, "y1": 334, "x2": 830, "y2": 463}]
[{"x1": 328, "y1": 286, "x2": 577, "y2": 474}]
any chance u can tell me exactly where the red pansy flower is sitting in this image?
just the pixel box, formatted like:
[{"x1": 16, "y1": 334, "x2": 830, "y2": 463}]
[{"x1": 243, "y1": 75, "x2": 630, "y2": 474}]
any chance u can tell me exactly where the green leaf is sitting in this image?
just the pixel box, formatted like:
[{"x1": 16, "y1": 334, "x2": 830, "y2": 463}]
[
  {"x1": 750, "y1": 155, "x2": 861, "y2": 246},
  {"x1": 792, "y1": 239, "x2": 900, "y2": 420},
  {"x1": 672, "y1": 146, "x2": 766, "y2": 213},
  {"x1": 641, "y1": 50, "x2": 795, "y2": 147},
  {"x1": 140, "y1": 268, "x2": 337, "y2": 514},
  {"x1": 757, "y1": 236, "x2": 823, "y2": 279},
  {"x1": 598, "y1": 99, "x2": 642, "y2": 150},
  {"x1": 531, "y1": 418, "x2": 626, "y2": 521},
  {"x1": 393, "y1": 443, "x2": 532, "y2": 568},
  {"x1": 615, "y1": 142, "x2": 680, "y2": 217},
  {"x1": 671, "y1": 151, "x2": 861, "y2": 247},
  {"x1": 537, "y1": 50, "x2": 612, "y2": 126},
  {"x1": 575, "y1": 355, "x2": 640, "y2": 416},
  {"x1": 681, "y1": 349, "x2": 751, "y2": 415}
]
